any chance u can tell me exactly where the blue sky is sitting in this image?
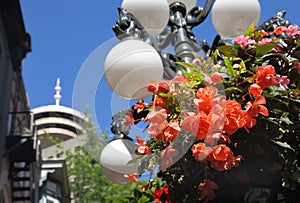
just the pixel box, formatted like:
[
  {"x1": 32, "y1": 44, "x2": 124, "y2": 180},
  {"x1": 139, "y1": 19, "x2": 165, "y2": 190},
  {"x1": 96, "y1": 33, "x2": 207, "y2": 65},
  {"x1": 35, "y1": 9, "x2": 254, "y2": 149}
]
[{"x1": 20, "y1": 0, "x2": 300, "y2": 135}]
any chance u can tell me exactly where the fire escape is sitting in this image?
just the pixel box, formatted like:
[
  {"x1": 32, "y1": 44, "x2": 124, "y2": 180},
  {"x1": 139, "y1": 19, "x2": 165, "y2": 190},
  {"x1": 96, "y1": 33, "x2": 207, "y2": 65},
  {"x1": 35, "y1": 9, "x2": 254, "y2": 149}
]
[{"x1": 5, "y1": 111, "x2": 39, "y2": 203}]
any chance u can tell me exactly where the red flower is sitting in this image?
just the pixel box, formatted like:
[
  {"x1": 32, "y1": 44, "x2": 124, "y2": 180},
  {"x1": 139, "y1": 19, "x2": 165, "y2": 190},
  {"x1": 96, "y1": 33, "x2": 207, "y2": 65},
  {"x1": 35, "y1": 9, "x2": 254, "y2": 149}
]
[
  {"x1": 136, "y1": 135, "x2": 151, "y2": 155},
  {"x1": 154, "y1": 97, "x2": 167, "y2": 110},
  {"x1": 208, "y1": 72, "x2": 223, "y2": 84},
  {"x1": 163, "y1": 122, "x2": 180, "y2": 143},
  {"x1": 274, "y1": 26, "x2": 284, "y2": 35},
  {"x1": 249, "y1": 83, "x2": 262, "y2": 96},
  {"x1": 147, "y1": 109, "x2": 168, "y2": 138},
  {"x1": 259, "y1": 30, "x2": 269, "y2": 37},
  {"x1": 134, "y1": 100, "x2": 147, "y2": 113},
  {"x1": 255, "y1": 65, "x2": 276, "y2": 89},
  {"x1": 124, "y1": 173, "x2": 138, "y2": 185},
  {"x1": 154, "y1": 185, "x2": 171, "y2": 203},
  {"x1": 195, "y1": 86, "x2": 218, "y2": 114},
  {"x1": 158, "y1": 80, "x2": 171, "y2": 94},
  {"x1": 172, "y1": 75, "x2": 189, "y2": 85},
  {"x1": 180, "y1": 115, "x2": 199, "y2": 136},
  {"x1": 223, "y1": 100, "x2": 244, "y2": 135},
  {"x1": 191, "y1": 142, "x2": 212, "y2": 162},
  {"x1": 198, "y1": 180, "x2": 219, "y2": 201},
  {"x1": 124, "y1": 111, "x2": 135, "y2": 126},
  {"x1": 148, "y1": 81, "x2": 158, "y2": 93},
  {"x1": 243, "y1": 115, "x2": 257, "y2": 132},
  {"x1": 160, "y1": 146, "x2": 178, "y2": 169},
  {"x1": 212, "y1": 144, "x2": 231, "y2": 161},
  {"x1": 246, "y1": 95, "x2": 269, "y2": 117},
  {"x1": 210, "y1": 145, "x2": 241, "y2": 171},
  {"x1": 181, "y1": 112, "x2": 211, "y2": 140},
  {"x1": 147, "y1": 109, "x2": 167, "y2": 123}
]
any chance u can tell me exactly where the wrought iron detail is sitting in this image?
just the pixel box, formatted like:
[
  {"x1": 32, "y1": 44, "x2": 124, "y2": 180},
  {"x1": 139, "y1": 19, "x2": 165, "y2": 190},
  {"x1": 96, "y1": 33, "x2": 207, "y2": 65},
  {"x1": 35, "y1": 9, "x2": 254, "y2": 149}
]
[
  {"x1": 257, "y1": 11, "x2": 290, "y2": 32},
  {"x1": 113, "y1": 7, "x2": 152, "y2": 43},
  {"x1": 186, "y1": 0, "x2": 215, "y2": 27}
]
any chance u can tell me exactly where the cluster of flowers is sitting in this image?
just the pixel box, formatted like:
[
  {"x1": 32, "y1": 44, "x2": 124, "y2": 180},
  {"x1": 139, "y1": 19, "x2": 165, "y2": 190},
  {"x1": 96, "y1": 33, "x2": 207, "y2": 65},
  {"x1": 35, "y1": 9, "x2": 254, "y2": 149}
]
[{"x1": 124, "y1": 24, "x2": 300, "y2": 202}]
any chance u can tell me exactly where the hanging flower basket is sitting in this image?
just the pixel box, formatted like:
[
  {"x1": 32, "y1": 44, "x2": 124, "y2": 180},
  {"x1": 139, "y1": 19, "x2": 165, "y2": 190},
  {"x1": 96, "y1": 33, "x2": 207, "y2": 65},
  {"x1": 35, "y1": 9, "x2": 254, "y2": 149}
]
[{"x1": 122, "y1": 24, "x2": 300, "y2": 203}]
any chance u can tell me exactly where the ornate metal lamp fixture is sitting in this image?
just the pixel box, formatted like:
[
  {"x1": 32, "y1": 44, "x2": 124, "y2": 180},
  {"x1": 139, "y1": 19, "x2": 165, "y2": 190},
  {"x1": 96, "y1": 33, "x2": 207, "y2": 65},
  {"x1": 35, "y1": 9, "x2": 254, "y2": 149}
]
[{"x1": 100, "y1": 0, "x2": 265, "y2": 183}]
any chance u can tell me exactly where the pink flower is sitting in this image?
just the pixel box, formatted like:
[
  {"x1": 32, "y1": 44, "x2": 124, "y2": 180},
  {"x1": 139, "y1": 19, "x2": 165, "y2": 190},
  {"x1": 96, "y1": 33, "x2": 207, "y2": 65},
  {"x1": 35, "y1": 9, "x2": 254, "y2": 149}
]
[
  {"x1": 232, "y1": 35, "x2": 256, "y2": 47},
  {"x1": 208, "y1": 72, "x2": 223, "y2": 84},
  {"x1": 274, "y1": 25, "x2": 300, "y2": 36},
  {"x1": 258, "y1": 38, "x2": 274, "y2": 45},
  {"x1": 286, "y1": 25, "x2": 300, "y2": 36},
  {"x1": 273, "y1": 75, "x2": 290, "y2": 89}
]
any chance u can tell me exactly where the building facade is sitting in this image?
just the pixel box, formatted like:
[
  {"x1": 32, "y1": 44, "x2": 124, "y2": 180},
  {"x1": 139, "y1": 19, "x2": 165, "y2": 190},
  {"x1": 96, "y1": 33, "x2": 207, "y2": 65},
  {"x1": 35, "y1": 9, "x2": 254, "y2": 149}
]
[
  {"x1": 32, "y1": 79, "x2": 86, "y2": 203},
  {"x1": 0, "y1": 0, "x2": 38, "y2": 203}
]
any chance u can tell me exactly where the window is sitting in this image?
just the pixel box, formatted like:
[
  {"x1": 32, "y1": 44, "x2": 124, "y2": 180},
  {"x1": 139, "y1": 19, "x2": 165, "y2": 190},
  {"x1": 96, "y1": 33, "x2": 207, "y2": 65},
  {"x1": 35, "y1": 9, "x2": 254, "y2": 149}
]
[{"x1": 46, "y1": 180, "x2": 62, "y2": 199}]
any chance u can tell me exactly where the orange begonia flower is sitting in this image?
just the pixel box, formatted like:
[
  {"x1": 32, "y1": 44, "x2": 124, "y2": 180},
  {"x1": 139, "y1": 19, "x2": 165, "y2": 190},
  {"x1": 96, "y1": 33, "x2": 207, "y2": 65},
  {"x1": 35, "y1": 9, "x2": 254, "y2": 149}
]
[
  {"x1": 124, "y1": 173, "x2": 138, "y2": 185},
  {"x1": 160, "y1": 146, "x2": 178, "y2": 170},
  {"x1": 249, "y1": 83, "x2": 262, "y2": 96},
  {"x1": 136, "y1": 135, "x2": 152, "y2": 155},
  {"x1": 191, "y1": 142, "x2": 212, "y2": 162},
  {"x1": 223, "y1": 100, "x2": 244, "y2": 135},
  {"x1": 195, "y1": 86, "x2": 218, "y2": 114},
  {"x1": 255, "y1": 65, "x2": 276, "y2": 89},
  {"x1": 246, "y1": 95, "x2": 269, "y2": 117},
  {"x1": 163, "y1": 122, "x2": 180, "y2": 143}
]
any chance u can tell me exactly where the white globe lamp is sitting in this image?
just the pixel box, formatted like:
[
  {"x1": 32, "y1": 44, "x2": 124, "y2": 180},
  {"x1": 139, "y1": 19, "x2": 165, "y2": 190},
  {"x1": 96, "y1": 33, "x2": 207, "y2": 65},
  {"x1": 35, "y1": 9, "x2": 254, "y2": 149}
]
[
  {"x1": 100, "y1": 139, "x2": 140, "y2": 178},
  {"x1": 211, "y1": 0, "x2": 261, "y2": 39},
  {"x1": 104, "y1": 39, "x2": 163, "y2": 100},
  {"x1": 121, "y1": 0, "x2": 170, "y2": 36}
]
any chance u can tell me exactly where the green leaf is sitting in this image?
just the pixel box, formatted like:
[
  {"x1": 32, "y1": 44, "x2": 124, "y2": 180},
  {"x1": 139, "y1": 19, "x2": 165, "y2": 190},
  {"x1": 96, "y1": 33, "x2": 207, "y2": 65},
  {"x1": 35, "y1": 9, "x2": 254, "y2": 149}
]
[
  {"x1": 280, "y1": 116, "x2": 294, "y2": 125},
  {"x1": 295, "y1": 39, "x2": 300, "y2": 49},
  {"x1": 137, "y1": 195, "x2": 151, "y2": 203},
  {"x1": 223, "y1": 57, "x2": 236, "y2": 76},
  {"x1": 271, "y1": 140, "x2": 295, "y2": 151},
  {"x1": 244, "y1": 22, "x2": 256, "y2": 37},
  {"x1": 218, "y1": 45, "x2": 238, "y2": 57},
  {"x1": 255, "y1": 44, "x2": 276, "y2": 57},
  {"x1": 176, "y1": 62, "x2": 195, "y2": 71},
  {"x1": 226, "y1": 87, "x2": 243, "y2": 93}
]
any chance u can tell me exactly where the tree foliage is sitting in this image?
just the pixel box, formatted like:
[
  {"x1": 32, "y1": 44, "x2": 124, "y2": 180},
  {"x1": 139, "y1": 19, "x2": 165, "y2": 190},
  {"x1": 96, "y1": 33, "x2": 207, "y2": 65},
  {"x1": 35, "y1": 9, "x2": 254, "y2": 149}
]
[{"x1": 65, "y1": 114, "x2": 136, "y2": 203}]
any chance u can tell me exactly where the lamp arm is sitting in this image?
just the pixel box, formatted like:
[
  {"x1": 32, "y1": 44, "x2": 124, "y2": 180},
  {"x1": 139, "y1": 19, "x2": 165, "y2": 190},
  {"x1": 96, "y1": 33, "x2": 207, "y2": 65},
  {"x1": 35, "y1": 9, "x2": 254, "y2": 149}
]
[
  {"x1": 110, "y1": 107, "x2": 133, "y2": 140},
  {"x1": 186, "y1": 0, "x2": 215, "y2": 27},
  {"x1": 113, "y1": 7, "x2": 152, "y2": 43},
  {"x1": 155, "y1": 28, "x2": 176, "y2": 51},
  {"x1": 110, "y1": 105, "x2": 150, "y2": 140},
  {"x1": 160, "y1": 52, "x2": 180, "y2": 80}
]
